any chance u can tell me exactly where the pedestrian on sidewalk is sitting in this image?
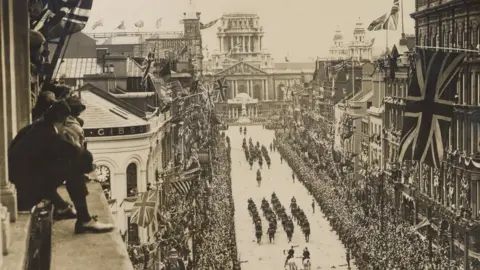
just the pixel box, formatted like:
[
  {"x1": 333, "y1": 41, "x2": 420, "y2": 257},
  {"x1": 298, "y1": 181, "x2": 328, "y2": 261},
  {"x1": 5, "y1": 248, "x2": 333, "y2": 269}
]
[
  {"x1": 311, "y1": 199, "x2": 315, "y2": 214},
  {"x1": 346, "y1": 248, "x2": 351, "y2": 269},
  {"x1": 292, "y1": 172, "x2": 295, "y2": 183},
  {"x1": 280, "y1": 155, "x2": 283, "y2": 163}
]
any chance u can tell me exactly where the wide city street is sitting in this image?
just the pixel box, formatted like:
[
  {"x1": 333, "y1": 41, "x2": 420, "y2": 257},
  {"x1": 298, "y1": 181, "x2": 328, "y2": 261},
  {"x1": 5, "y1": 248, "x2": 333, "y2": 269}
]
[{"x1": 227, "y1": 125, "x2": 356, "y2": 270}]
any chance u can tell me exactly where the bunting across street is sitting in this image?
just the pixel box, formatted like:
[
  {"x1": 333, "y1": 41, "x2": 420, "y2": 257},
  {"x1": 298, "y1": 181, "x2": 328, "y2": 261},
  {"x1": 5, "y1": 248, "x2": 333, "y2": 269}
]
[
  {"x1": 398, "y1": 48, "x2": 466, "y2": 168},
  {"x1": 200, "y1": 18, "x2": 220, "y2": 30}
]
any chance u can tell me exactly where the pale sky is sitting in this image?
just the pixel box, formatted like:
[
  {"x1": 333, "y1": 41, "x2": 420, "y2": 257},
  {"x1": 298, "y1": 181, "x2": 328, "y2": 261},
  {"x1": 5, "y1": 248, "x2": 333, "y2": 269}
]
[{"x1": 86, "y1": 0, "x2": 415, "y2": 61}]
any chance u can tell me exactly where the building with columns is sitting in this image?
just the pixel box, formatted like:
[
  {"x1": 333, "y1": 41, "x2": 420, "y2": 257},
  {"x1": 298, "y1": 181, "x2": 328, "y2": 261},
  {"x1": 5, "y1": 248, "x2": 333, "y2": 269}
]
[
  {"x1": 328, "y1": 19, "x2": 375, "y2": 62},
  {"x1": 204, "y1": 13, "x2": 315, "y2": 121}
]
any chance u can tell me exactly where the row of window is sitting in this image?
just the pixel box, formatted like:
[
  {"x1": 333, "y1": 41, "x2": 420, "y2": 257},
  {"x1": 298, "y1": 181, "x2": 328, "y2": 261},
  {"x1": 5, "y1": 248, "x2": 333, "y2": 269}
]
[
  {"x1": 452, "y1": 118, "x2": 480, "y2": 155},
  {"x1": 384, "y1": 106, "x2": 404, "y2": 132},
  {"x1": 385, "y1": 81, "x2": 408, "y2": 98},
  {"x1": 455, "y1": 72, "x2": 480, "y2": 106},
  {"x1": 417, "y1": 24, "x2": 480, "y2": 49}
]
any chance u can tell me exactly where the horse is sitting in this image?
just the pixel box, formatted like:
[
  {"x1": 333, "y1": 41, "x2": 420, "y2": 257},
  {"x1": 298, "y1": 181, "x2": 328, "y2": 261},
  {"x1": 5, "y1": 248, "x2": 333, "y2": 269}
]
[
  {"x1": 285, "y1": 258, "x2": 298, "y2": 270},
  {"x1": 302, "y1": 258, "x2": 311, "y2": 270}
]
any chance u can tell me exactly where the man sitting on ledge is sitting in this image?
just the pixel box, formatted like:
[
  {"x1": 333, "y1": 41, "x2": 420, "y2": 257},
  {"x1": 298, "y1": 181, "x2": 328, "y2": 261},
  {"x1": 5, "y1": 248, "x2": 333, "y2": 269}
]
[{"x1": 8, "y1": 100, "x2": 114, "y2": 234}]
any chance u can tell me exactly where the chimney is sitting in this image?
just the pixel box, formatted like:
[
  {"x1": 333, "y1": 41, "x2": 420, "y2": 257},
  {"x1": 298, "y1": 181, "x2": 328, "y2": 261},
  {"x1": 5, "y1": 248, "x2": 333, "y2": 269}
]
[
  {"x1": 96, "y1": 48, "x2": 108, "y2": 60},
  {"x1": 399, "y1": 33, "x2": 408, "y2": 46}
]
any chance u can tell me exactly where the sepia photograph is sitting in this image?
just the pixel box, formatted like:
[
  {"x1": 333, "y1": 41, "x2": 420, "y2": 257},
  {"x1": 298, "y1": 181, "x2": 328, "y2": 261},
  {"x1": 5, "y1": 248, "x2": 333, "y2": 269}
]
[{"x1": 0, "y1": 0, "x2": 478, "y2": 269}]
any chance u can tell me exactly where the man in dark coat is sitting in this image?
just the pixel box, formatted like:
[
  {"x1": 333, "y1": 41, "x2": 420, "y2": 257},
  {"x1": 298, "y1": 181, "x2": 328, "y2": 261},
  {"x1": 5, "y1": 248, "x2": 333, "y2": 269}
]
[{"x1": 8, "y1": 101, "x2": 113, "y2": 233}]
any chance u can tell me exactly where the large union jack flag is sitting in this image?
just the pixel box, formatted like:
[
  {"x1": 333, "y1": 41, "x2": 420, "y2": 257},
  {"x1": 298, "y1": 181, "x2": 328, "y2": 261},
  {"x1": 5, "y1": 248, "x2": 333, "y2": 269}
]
[
  {"x1": 130, "y1": 190, "x2": 158, "y2": 228},
  {"x1": 33, "y1": 0, "x2": 93, "y2": 40},
  {"x1": 367, "y1": 0, "x2": 399, "y2": 31},
  {"x1": 398, "y1": 48, "x2": 466, "y2": 168}
]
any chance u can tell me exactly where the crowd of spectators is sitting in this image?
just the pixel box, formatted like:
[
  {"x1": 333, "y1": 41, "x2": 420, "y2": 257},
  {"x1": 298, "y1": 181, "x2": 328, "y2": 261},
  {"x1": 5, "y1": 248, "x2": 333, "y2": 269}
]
[
  {"x1": 196, "y1": 134, "x2": 240, "y2": 269},
  {"x1": 274, "y1": 130, "x2": 466, "y2": 269}
]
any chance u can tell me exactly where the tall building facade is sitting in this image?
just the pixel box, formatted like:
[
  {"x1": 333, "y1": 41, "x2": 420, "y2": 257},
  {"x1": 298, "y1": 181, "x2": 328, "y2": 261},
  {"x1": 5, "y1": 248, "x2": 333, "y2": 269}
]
[{"x1": 385, "y1": 1, "x2": 480, "y2": 267}]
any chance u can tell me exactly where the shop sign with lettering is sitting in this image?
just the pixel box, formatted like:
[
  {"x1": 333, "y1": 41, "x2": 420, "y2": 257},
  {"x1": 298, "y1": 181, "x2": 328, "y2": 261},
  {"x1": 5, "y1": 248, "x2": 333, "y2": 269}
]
[{"x1": 85, "y1": 125, "x2": 150, "y2": 137}]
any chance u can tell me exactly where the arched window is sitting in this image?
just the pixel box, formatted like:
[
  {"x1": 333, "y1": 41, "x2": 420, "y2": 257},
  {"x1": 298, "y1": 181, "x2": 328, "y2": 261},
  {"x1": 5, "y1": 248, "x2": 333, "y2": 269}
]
[
  {"x1": 253, "y1": 84, "x2": 262, "y2": 100},
  {"x1": 126, "y1": 163, "x2": 138, "y2": 197}
]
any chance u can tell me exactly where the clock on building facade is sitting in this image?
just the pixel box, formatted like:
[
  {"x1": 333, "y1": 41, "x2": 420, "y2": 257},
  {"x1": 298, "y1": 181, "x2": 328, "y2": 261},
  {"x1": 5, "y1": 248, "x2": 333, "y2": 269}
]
[{"x1": 95, "y1": 165, "x2": 111, "y2": 183}]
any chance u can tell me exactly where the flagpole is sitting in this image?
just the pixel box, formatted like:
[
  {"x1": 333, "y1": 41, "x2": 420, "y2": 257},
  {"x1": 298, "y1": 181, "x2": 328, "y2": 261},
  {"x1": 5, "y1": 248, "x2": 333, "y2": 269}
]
[{"x1": 401, "y1": 0, "x2": 405, "y2": 36}]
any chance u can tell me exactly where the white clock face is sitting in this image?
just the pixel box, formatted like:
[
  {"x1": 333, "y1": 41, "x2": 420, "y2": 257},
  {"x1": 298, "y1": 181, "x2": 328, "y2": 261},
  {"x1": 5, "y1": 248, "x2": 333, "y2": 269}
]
[{"x1": 95, "y1": 165, "x2": 111, "y2": 183}]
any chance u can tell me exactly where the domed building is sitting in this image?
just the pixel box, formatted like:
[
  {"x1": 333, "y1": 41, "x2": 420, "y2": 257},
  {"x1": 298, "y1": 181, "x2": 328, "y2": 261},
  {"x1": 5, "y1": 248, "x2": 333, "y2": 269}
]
[
  {"x1": 328, "y1": 18, "x2": 375, "y2": 61},
  {"x1": 204, "y1": 13, "x2": 315, "y2": 122},
  {"x1": 329, "y1": 27, "x2": 349, "y2": 60}
]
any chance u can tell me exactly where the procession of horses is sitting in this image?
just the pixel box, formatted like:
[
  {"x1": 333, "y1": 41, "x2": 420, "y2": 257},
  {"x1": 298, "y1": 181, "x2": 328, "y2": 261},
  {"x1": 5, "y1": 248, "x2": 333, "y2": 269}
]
[{"x1": 240, "y1": 126, "x2": 312, "y2": 270}]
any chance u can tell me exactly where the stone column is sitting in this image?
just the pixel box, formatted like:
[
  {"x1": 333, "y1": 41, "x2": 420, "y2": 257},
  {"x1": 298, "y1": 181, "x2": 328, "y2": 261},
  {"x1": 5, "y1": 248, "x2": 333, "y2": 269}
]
[
  {"x1": 228, "y1": 107, "x2": 231, "y2": 119},
  {"x1": 265, "y1": 79, "x2": 269, "y2": 101},
  {"x1": 0, "y1": 0, "x2": 18, "y2": 223},
  {"x1": 230, "y1": 37, "x2": 234, "y2": 52},
  {"x1": 260, "y1": 36, "x2": 263, "y2": 51},
  {"x1": 243, "y1": 36, "x2": 246, "y2": 52},
  {"x1": 13, "y1": 0, "x2": 30, "y2": 130},
  {"x1": 248, "y1": 36, "x2": 251, "y2": 53},
  {"x1": 255, "y1": 106, "x2": 258, "y2": 117},
  {"x1": 218, "y1": 37, "x2": 222, "y2": 53}
]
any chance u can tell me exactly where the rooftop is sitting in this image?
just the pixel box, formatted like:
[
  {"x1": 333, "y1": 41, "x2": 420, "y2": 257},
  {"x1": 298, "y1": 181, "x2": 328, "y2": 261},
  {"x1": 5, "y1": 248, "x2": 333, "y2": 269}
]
[
  {"x1": 102, "y1": 36, "x2": 142, "y2": 45},
  {"x1": 77, "y1": 84, "x2": 148, "y2": 129},
  {"x1": 274, "y1": 62, "x2": 315, "y2": 70},
  {"x1": 55, "y1": 57, "x2": 147, "y2": 79},
  {"x1": 54, "y1": 58, "x2": 102, "y2": 79},
  {"x1": 223, "y1": 13, "x2": 259, "y2": 18}
]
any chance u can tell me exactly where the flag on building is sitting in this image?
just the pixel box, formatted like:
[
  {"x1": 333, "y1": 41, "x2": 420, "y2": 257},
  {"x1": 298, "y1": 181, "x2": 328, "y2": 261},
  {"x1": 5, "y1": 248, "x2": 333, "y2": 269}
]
[
  {"x1": 214, "y1": 77, "x2": 228, "y2": 102},
  {"x1": 91, "y1": 19, "x2": 103, "y2": 30},
  {"x1": 130, "y1": 190, "x2": 158, "y2": 228},
  {"x1": 33, "y1": 0, "x2": 93, "y2": 40},
  {"x1": 156, "y1": 18, "x2": 163, "y2": 29},
  {"x1": 141, "y1": 51, "x2": 155, "y2": 87},
  {"x1": 367, "y1": 0, "x2": 399, "y2": 31},
  {"x1": 410, "y1": 218, "x2": 431, "y2": 232},
  {"x1": 398, "y1": 48, "x2": 466, "y2": 168},
  {"x1": 332, "y1": 59, "x2": 351, "y2": 73},
  {"x1": 116, "y1": 20, "x2": 126, "y2": 30},
  {"x1": 169, "y1": 167, "x2": 201, "y2": 196},
  {"x1": 200, "y1": 18, "x2": 220, "y2": 30},
  {"x1": 134, "y1": 20, "x2": 144, "y2": 28}
]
